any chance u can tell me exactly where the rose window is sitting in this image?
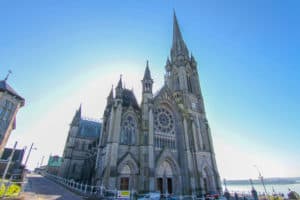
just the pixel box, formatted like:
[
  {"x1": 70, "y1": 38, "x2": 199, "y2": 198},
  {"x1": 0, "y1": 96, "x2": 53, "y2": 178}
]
[{"x1": 154, "y1": 107, "x2": 174, "y2": 135}]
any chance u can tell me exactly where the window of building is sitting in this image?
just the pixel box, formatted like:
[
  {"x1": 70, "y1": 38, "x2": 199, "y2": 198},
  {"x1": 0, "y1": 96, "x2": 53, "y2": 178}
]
[
  {"x1": 0, "y1": 100, "x2": 15, "y2": 130},
  {"x1": 120, "y1": 115, "x2": 137, "y2": 145}
]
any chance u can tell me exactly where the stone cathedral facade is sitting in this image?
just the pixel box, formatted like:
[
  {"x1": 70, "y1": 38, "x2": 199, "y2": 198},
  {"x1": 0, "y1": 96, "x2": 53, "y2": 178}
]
[{"x1": 95, "y1": 14, "x2": 221, "y2": 196}]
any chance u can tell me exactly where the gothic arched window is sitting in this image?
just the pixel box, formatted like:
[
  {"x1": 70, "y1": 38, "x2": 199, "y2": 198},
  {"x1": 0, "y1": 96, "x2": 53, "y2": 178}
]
[
  {"x1": 187, "y1": 76, "x2": 193, "y2": 93},
  {"x1": 120, "y1": 115, "x2": 137, "y2": 145}
]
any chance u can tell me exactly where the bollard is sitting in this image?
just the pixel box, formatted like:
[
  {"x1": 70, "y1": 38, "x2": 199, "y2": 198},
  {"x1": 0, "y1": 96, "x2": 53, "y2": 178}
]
[
  {"x1": 85, "y1": 184, "x2": 88, "y2": 193},
  {"x1": 90, "y1": 186, "x2": 94, "y2": 194}
]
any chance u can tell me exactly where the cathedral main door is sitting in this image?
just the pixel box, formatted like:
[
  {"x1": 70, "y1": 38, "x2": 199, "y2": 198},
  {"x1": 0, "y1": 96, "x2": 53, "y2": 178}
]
[
  {"x1": 156, "y1": 177, "x2": 173, "y2": 194},
  {"x1": 156, "y1": 160, "x2": 176, "y2": 194}
]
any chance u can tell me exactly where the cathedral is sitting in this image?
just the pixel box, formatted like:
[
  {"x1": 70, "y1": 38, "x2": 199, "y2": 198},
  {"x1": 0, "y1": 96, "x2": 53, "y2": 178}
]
[
  {"x1": 59, "y1": 105, "x2": 101, "y2": 183},
  {"x1": 94, "y1": 13, "x2": 222, "y2": 196}
]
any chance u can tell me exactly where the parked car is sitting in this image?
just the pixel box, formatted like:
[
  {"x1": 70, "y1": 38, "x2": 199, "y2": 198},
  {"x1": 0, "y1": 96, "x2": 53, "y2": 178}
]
[{"x1": 137, "y1": 192, "x2": 161, "y2": 200}]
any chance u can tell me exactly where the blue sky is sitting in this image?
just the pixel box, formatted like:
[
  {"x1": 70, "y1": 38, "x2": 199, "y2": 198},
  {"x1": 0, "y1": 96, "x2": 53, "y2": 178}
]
[{"x1": 0, "y1": 1, "x2": 299, "y2": 179}]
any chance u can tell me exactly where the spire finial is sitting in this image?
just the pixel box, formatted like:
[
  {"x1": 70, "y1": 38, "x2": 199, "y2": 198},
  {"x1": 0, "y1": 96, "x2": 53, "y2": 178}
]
[
  {"x1": 4, "y1": 70, "x2": 12, "y2": 81},
  {"x1": 143, "y1": 60, "x2": 152, "y2": 80},
  {"x1": 171, "y1": 12, "x2": 189, "y2": 60}
]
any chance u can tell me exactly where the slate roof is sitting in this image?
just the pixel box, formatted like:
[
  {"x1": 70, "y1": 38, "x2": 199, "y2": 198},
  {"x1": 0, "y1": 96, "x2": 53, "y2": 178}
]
[
  {"x1": 122, "y1": 89, "x2": 139, "y2": 110},
  {"x1": 0, "y1": 80, "x2": 25, "y2": 102},
  {"x1": 78, "y1": 119, "x2": 101, "y2": 139}
]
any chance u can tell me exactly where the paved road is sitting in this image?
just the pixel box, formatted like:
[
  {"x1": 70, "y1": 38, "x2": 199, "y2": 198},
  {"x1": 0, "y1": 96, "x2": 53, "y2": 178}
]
[{"x1": 21, "y1": 173, "x2": 83, "y2": 200}]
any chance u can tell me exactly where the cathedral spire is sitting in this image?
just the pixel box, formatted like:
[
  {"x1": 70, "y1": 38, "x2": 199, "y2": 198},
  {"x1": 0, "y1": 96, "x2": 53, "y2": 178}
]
[
  {"x1": 143, "y1": 60, "x2": 152, "y2": 80},
  {"x1": 142, "y1": 60, "x2": 153, "y2": 94},
  {"x1": 116, "y1": 75, "x2": 123, "y2": 99},
  {"x1": 171, "y1": 11, "x2": 189, "y2": 60}
]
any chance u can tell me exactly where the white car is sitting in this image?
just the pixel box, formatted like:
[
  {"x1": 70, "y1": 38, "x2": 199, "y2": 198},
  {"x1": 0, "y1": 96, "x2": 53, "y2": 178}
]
[{"x1": 137, "y1": 192, "x2": 161, "y2": 200}]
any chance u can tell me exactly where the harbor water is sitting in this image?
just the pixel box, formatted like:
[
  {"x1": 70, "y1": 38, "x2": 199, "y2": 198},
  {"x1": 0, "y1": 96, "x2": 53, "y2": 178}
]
[{"x1": 225, "y1": 183, "x2": 300, "y2": 196}]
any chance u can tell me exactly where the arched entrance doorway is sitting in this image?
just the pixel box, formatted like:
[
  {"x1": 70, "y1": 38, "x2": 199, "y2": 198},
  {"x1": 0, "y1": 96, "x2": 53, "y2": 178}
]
[
  {"x1": 156, "y1": 160, "x2": 178, "y2": 194},
  {"x1": 117, "y1": 154, "x2": 139, "y2": 191}
]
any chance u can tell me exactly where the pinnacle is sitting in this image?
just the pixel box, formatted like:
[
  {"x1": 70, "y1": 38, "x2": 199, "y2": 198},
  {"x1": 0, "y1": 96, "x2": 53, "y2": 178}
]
[
  {"x1": 117, "y1": 75, "x2": 122, "y2": 88},
  {"x1": 143, "y1": 60, "x2": 152, "y2": 80}
]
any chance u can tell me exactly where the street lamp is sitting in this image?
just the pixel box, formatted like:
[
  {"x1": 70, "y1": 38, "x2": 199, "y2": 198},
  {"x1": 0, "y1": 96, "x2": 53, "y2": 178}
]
[{"x1": 253, "y1": 165, "x2": 270, "y2": 200}]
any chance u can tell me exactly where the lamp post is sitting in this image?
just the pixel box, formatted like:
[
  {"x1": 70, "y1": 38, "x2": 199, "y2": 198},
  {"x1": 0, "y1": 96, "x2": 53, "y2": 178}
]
[{"x1": 253, "y1": 165, "x2": 270, "y2": 200}]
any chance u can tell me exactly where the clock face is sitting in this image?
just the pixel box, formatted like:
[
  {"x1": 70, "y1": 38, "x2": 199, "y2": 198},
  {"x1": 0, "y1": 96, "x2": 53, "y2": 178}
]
[{"x1": 154, "y1": 107, "x2": 175, "y2": 135}]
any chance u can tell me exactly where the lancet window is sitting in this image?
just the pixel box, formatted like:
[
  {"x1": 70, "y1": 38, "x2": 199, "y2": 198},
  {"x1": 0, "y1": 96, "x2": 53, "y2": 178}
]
[{"x1": 120, "y1": 115, "x2": 137, "y2": 145}]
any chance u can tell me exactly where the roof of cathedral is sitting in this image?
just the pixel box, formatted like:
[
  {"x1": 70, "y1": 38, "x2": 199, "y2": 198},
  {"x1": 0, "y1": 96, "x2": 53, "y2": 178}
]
[
  {"x1": 122, "y1": 89, "x2": 139, "y2": 110},
  {"x1": 0, "y1": 80, "x2": 25, "y2": 102},
  {"x1": 78, "y1": 119, "x2": 101, "y2": 139}
]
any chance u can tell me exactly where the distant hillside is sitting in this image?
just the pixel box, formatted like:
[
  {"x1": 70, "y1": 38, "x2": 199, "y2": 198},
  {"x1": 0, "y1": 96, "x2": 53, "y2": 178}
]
[{"x1": 226, "y1": 177, "x2": 300, "y2": 185}]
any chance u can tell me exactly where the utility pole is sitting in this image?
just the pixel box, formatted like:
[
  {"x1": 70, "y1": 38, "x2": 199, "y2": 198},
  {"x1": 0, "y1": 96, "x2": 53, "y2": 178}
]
[
  {"x1": 24, "y1": 143, "x2": 36, "y2": 168},
  {"x1": 0, "y1": 141, "x2": 17, "y2": 197}
]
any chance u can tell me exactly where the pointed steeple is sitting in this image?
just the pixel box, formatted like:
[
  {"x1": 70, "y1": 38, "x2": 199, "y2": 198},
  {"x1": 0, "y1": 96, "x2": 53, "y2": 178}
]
[
  {"x1": 171, "y1": 11, "x2": 189, "y2": 60},
  {"x1": 143, "y1": 60, "x2": 152, "y2": 80},
  {"x1": 142, "y1": 60, "x2": 153, "y2": 94},
  {"x1": 116, "y1": 75, "x2": 123, "y2": 99},
  {"x1": 165, "y1": 57, "x2": 172, "y2": 72},
  {"x1": 117, "y1": 75, "x2": 122, "y2": 89}
]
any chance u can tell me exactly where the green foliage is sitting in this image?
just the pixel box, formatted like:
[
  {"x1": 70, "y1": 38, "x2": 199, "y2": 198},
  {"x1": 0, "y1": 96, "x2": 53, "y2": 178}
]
[
  {"x1": 0, "y1": 183, "x2": 21, "y2": 197},
  {"x1": 0, "y1": 183, "x2": 5, "y2": 196}
]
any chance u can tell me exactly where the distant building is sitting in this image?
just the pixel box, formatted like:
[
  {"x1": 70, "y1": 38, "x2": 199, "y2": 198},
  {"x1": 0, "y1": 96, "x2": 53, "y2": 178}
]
[
  {"x1": 46, "y1": 155, "x2": 63, "y2": 176},
  {"x1": 59, "y1": 105, "x2": 101, "y2": 184},
  {"x1": 0, "y1": 147, "x2": 25, "y2": 180},
  {"x1": 0, "y1": 78, "x2": 25, "y2": 156}
]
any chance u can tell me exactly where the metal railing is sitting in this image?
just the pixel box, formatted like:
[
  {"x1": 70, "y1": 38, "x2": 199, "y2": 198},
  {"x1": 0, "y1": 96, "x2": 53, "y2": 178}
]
[{"x1": 44, "y1": 172, "x2": 118, "y2": 199}]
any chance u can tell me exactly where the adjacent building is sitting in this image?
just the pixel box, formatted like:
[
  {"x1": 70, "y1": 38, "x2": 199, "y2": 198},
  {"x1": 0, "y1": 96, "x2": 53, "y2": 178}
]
[
  {"x1": 46, "y1": 155, "x2": 63, "y2": 176},
  {"x1": 95, "y1": 14, "x2": 221, "y2": 196},
  {"x1": 0, "y1": 78, "x2": 25, "y2": 156},
  {"x1": 0, "y1": 147, "x2": 25, "y2": 181},
  {"x1": 59, "y1": 105, "x2": 101, "y2": 184}
]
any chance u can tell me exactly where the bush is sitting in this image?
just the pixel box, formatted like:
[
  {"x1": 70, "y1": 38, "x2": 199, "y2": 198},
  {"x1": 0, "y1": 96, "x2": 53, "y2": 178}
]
[{"x1": 0, "y1": 183, "x2": 21, "y2": 197}]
